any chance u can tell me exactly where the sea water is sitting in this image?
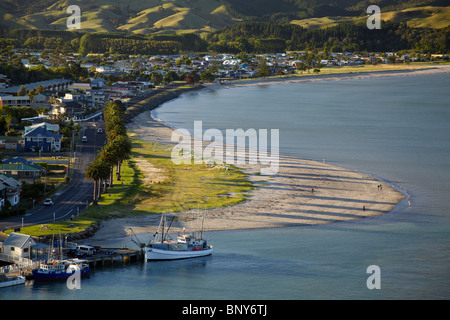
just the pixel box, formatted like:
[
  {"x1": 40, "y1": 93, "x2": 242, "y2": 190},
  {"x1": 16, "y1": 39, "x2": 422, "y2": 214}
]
[{"x1": 2, "y1": 72, "x2": 449, "y2": 300}]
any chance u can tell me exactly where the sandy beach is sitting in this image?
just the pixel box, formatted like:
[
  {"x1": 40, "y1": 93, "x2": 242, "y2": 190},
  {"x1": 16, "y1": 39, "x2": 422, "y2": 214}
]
[
  {"x1": 89, "y1": 95, "x2": 409, "y2": 241},
  {"x1": 84, "y1": 65, "x2": 450, "y2": 242}
]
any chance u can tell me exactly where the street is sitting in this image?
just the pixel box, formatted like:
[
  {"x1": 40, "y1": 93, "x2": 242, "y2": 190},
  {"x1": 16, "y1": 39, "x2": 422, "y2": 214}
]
[{"x1": 0, "y1": 116, "x2": 106, "y2": 232}]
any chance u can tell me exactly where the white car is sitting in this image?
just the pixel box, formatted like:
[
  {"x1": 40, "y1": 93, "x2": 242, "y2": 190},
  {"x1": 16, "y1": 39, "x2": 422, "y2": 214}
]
[{"x1": 43, "y1": 198, "x2": 54, "y2": 206}]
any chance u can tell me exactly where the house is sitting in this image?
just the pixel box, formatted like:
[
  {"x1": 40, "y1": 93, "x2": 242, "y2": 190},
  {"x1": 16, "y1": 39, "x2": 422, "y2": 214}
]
[
  {"x1": 0, "y1": 136, "x2": 25, "y2": 151},
  {"x1": 0, "y1": 74, "x2": 11, "y2": 89},
  {"x1": 91, "y1": 77, "x2": 107, "y2": 89},
  {"x1": 68, "y1": 82, "x2": 92, "y2": 92},
  {"x1": 0, "y1": 157, "x2": 42, "y2": 180},
  {"x1": 0, "y1": 94, "x2": 31, "y2": 107},
  {"x1": 23, "y1": 125, "x2": 62, "y2": 152},
  {"x1": 0, "y1": 174, "x2": 22, "y2": 206},
  {"x1": 1, "y1": 232, "x2": 37, "y2": 262},
  {"x1": 0, "y1": 79, "x2": 72, "y2": 96},
  {"x1": 56, "y1": 100, "x2": 86, "y2": 118},
  {"x1": 30, "y1": 94, "x2": 51, "y2": 108},
  {"x1": 0, "y1": 162, "x2": 42, "y2": 181}
]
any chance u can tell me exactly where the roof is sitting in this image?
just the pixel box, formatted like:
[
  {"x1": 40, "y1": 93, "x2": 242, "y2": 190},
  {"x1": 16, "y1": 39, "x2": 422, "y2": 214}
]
[
  {"x1": 2, "y1": 157, "x2": 33, "y2": 165},
  {"x1": 0, "y1": 163, "x2": 42, "y2": 172},
  {"x1": 61, "y1": 100, "x2": 84, "y2": 108},
  {"x1": 0, "y1": 173, "x2": 23, "y2": 187},
  {"x1": 25, "y1": 122, "x2": 59, "y2": 134},
  {"x1": 91, "y1": 77, "x2": 106, "y2": 84},
  {"x1": 3, "y1": 232, "x2": 37, "y2": 248},
  {"x1": 0, "y1": 79, "x2": 72, "y2": 94},
  {"x1": 23, "y1": 125, "x2": 62, "y2": 139}
]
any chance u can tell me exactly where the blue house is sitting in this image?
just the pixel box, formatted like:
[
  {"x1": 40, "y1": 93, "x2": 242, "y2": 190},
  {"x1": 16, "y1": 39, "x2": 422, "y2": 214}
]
[{"x1": 23, "y1": 125, "x2": 62, "y2": 152}]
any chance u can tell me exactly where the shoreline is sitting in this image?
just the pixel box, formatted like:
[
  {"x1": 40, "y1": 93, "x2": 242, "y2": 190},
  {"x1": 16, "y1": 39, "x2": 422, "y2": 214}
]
[
  {"x1": 82, "y1": 66, "x2": 445, "y2": 241},
  {"x1": 217, "y1": 64, "x2": 450, "y2": 88}
]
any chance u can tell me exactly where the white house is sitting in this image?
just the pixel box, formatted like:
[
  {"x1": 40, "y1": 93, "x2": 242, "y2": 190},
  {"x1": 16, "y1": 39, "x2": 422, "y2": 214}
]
[
  {"x1": 1, "y1": 233, "x2": 37, "y2": 261},
  {"x1": 0, "y1": 174, "x2": 22, "y2": 206}
]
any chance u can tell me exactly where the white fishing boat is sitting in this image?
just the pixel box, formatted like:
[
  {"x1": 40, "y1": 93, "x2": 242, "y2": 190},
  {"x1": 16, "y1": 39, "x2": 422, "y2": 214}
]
[
  {"x1": 0, "y1": 273, "x2": 26, "y2": 288},
  {"x1": 143, "y1": 213, "x2": 213, "y2": 261}
]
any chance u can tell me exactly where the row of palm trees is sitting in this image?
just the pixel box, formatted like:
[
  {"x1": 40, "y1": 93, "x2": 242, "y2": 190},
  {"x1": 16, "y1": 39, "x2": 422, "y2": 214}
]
[{"x1": 85, "y1": 100, "x2": 132, "y2": 204}]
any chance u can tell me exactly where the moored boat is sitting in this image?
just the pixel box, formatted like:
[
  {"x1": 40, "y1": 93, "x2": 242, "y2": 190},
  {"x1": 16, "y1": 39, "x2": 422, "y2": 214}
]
[
  {"x1": 31, "y1": 260, "x2": 90, "y2": 281},
  {"x1": 31, "y1": 231, "x2": 90, "y2": 281},
  {"x1": 143, "y1": 213, "x2": 213, "y2": 261},
  {"x1": 0, "y1": 273, "x2": 26, "y2": 288}
]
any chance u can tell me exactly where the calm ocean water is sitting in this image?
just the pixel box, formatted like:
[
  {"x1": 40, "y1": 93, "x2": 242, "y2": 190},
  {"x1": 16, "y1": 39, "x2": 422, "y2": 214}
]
[{"x1": 2, "y1": 72, "x2": 449, "y2": 300}]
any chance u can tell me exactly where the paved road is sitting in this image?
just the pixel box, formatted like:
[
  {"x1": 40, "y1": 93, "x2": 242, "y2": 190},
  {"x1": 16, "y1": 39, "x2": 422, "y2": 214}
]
[{"x1": 0, "y1": 117, "x2": 106, "y2": 232}]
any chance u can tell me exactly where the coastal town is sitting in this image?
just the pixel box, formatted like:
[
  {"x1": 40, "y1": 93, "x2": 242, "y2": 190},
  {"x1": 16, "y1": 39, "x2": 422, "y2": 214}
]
[{"x1": 0, "y1": 46, "x2": 448, "y2": 288}]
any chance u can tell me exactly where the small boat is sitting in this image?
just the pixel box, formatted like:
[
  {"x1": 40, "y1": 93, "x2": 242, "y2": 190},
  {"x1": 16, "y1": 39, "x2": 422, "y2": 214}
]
[
  {"x1": 0, "y1": 273, "x2": 26, "y2": 288},
  {"x1": 32, "y1": 260, "x2": 90, "y2": 281},
  {"x1": 143, "y1": 213, "x2": 213, "y2": 261},
  {"x1": 31, "y1": 230, "x2": 90, "y2": 281}
]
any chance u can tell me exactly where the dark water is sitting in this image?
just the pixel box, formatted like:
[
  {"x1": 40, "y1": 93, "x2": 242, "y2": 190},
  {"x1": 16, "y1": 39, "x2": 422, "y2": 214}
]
[{"x1": 2, "y1": 72, "x2": 449, "y2": 300}]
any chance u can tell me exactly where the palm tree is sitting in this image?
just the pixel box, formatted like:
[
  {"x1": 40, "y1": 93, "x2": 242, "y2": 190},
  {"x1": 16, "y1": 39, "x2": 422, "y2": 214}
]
[
  {"x1": 99, "y1": 143, "x2": 119, "y2": 188},
  {"x1": 95, "y1": 157, "x2": 111, "y2": 200},
  {"x1": 85, "y1": 161, "x2": 101, "y2": 204},
  {"x1": 111, "y1": 135, "x2": 132, "y2": 181},
  {"x1": 85, "y1": 157, "x2": 110, "y2": 204}
]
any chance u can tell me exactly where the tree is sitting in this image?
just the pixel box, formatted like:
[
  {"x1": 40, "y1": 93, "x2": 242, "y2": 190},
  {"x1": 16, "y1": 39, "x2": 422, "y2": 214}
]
[
  {"x1": 150, "y1": 72, "x2": 163, "y2": 85},
  {"x1": 111, "y1": 135, "x2": 132, "y2": 181},
  {"x1": 85, "y1": 161, "x2": 102, "y2": 204},
  {"x1": 257, "y1": 59, "x2": 270, "y2": 77},
  {"x1": 200, "y1": 71, "x2": 215, "y2": 83},
  {"x1": 85, "y1": 158, "x2": 110, "y2": 204},
  {"x1": 99, "y1": 142, "x2": 120, "y2": 187},
  {"x1": 17, "y1": 85, "x2": 26, "y2": 96},
  {"x1": 185, "y1": 71, "x2": 199, "y2": 85}
]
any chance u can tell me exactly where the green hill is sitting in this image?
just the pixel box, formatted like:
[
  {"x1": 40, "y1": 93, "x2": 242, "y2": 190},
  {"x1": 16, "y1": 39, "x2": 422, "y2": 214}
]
[
  {"x1": 0, "y1": 0, "x2": 242, "y2": 34},
  {"x1": 0, "y1": 0, "x2": 448, "y2": 34},
  {"x1": 291, "y1": 6, "x2": 450, "y2": 29}
]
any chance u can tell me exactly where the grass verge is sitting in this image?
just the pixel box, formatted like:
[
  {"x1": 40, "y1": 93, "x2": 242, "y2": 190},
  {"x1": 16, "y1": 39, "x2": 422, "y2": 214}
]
[{"x1": 80, "y1": 134, "x2": 254, "y2": 219}]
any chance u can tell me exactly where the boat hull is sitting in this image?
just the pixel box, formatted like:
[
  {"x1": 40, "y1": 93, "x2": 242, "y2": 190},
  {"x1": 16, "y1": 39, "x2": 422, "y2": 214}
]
[
  {"x1": 32, "y1": 267, "x2": 90, "y2": 281},
  {"x1": 145, "y1": 247, "x2": 213, "y2": 261},
  {"x1": 0, "y1": 276, "x2": 26, "y2": 288}
]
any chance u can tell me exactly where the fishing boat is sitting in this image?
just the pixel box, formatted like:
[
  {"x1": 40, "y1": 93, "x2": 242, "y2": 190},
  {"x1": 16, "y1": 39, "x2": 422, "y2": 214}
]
[
  {"x1": 0, "y1": 273, "x2": 26, "y2": 288},
  {"x1": 31, "y1": 231, "x2": 90, "y2": 281},
  {"x1": 32, "y1": 260, "x2": 90, "y2": 281},
  {"x1": 142, "y1": 213, "x2": 213, "y2": 261}
]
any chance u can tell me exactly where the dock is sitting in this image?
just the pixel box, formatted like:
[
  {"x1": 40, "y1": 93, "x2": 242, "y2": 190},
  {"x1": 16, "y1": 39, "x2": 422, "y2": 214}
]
[
  {"x1": 82, "y1": 248, "x2": 144, "y2": 268},
  {"x1": 2, "y1": 247, "x2": 144, "y2": 279}
]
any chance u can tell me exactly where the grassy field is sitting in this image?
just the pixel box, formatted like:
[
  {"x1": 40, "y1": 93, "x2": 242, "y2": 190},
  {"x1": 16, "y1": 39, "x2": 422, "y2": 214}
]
[
  {"x1": 80, "y1": 133, "x2": 253, "y2": 220},
  {"x1": 291, "y1": 6, "x2": 450, "y2": 29},
  {"x1": 3, "y1": 218, "x2": 98, "y2": 237}
]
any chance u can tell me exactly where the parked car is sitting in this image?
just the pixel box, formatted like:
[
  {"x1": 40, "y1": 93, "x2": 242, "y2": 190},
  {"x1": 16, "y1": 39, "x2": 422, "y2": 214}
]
[
  {"x1": 76, "y1": 245, "x2": 96, "y2": 256},
  {"x1": 67, "y1": 249, "x2": 86, "y2": 258},
  {"x1": 43, "y1": 198, "x2": 54, "y2": 206}
]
